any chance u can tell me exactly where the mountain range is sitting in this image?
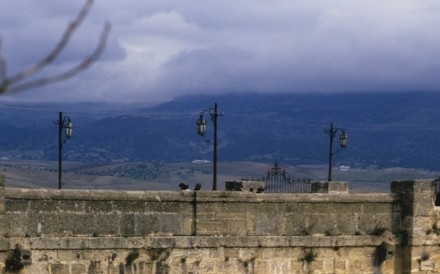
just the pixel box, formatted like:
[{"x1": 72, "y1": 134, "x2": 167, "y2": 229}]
[{"x1": 1, "y1": 91, "x2": 440, "y2": 170}]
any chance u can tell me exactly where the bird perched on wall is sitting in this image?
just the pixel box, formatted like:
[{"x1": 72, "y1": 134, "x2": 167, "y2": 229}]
[
  {"x1": 179, "y1": 183, "x2": 189, "y2": 191},
  {"x1": 194, "y1": 184, "x2": 201, "y2": 191}
]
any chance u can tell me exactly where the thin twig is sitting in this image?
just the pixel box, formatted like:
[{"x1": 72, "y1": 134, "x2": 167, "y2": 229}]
[
  {"x1": 0, "y1": 0, "x2": 109, "y2": 94},
  {"x1": 8, "y1": 23, "x2": 111, "y2": 93},
  {"x1": 0, "y1": 38, "x2": 6, "y2": 83},
  {"x1": 7, "y1": 0, "x2": 93, "y2": 85}
]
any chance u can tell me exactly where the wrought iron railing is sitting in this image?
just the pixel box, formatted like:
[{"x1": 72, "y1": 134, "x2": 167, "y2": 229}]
[
  {"x1": 264, "y1": 161, "x2": 313, "y2": 193},
  {"x1": 265, "y1": 176, "x2": 312, "y2": 193}
]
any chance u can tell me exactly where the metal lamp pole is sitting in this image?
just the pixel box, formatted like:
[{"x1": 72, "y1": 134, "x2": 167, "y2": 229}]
[
  {"x1": 54, "y1": 112, "x2": 73, "y2": 189},
  {"x1": 197, "y1": 103, "x2": 223, "y2": 190},
  {"x1": 325, "y1": 123, "x2": 347, "y2": 182},
  {"x1": 212, "y1": 103, "x2": 219, "y2": 191}
]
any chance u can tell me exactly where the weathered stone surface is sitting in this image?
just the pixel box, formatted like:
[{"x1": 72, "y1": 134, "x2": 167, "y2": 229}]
[{"x1": 0, "y1": 178, "x2": 440, "y2": 273}]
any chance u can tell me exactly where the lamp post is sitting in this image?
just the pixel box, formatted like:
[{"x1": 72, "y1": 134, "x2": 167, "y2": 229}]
[
  {"x1": 54, "y1": 112, "x2": 73, "y2": 189},
  {"x1": 325, "y1": 123, "x2": 347, "y2": 182},
  {"x1": 196, "y1": 103, "x2": 223, "y2": 190}
]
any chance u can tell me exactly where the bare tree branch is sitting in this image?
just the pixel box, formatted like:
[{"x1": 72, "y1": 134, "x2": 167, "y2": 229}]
[
  {"x1": 0, "y1": 0, "x2": 110, "y2": 94},
  {"x1": 0, "y1": 38, "x2": 6, "y2": 83},
  {"x1": 7, "y1": 23, "x2": 111, "y2": 93}
]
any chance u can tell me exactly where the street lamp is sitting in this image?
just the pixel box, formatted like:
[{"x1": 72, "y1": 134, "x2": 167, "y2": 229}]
[
  {"x1": 54, "y1": 112, "x2": 73, "y2": 189},
  {"x1": 196, "y1": 103, "x2": 223, "y2": 190},
  {"x1": 325, "y1": 123, "x2": 348, "y2": 182}
]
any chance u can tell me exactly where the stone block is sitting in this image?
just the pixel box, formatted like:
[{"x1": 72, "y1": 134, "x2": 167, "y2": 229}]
[
  {"x1": 120, "y1": 214, "x2": 136, "y2": 236},
  {"x1": 183, "y1": 218, "x2": 195, "y2": 236},
  {"x1": 90, "y1": 214, "x2": 121, "y2": 236},
  {"x1": 51, "y1": 237, "x2": 87, "y2": 249},
  {"x1": 413, "y1": 180, "x2": 435, "y2": 192},
  {"x1": 216, "y1": 212, "x2": 246, "y2": 220},
  {"x1": 50, "y1": 263, "x2": 69, "y2": 274},
  {"x1": 56, "y1": 250, "x2": 76, "y2": 261},
  {"x1": 399, "y1": 202, "x2": 414, "y2": 217},
  {"x1": 308, "y1": 259, "x2": 324, "y2": 270},
  {"x1": 253, "y1": 213, "x2": 284, "y2": 236},
  {"x1": 77, "y1": 250, "x2": 97, "y2": 261},
  {"x1": 0, "y1": 202, "x2": 4, "y2": 216},
  {"x1": 322, "y1": 258, "x2": 334, "y2": 271},
  {"x1": 363, "y1": 203, "x2": 394, "y2": 214},
  {"x1": 6, "y1": 200, "x2": 30, "y2": 212},
  {"x1": 4, "y1": 213, "x2": 31, "y2": 237},
  {"x1": 196, "y1": 203, "x2": 221, "y2": 215},
  {"x1": 54, "y1": 200, "x2": 85, "y2": 213},
  {"x1": 284, "y1": 214, "x2": 308, "y2": 236},
  {"x1": 334, "y1": 213, "x2": 359, "y2": 234},
  {"x1": 311, "y1": 181, "x2": 349, "y2": 193},
  {"x1": 87, "y1": 260, "x2": 105, "y2": 273},
  {"x1": 135, "y1": 213, "x2": 182, "y2": 236},
  {"x1": 135, "y1": 262, "x2": 155, "y2": 274},
  {"x1": 33, "y1": 212, "x2": 120, "y2": 237},
  {"x1": 226, "y1": 203, "x2": 249, "y2": 214},
  {"x1": 84, "y1": 200, "x2": 114, "y2": 212},
  {"x1": 224, "y1": 248, "x2": 239, "y2": 259},
  {"x1": 145, "y1": 200, "x2": 190, "y2": 212},
  {"x1": 29, "y1": 200, "x2": 59, "y2": 212},
  {"x1": 229, "y1": 220, "x2": 248, "y2": 236},
  {"x1": 260, "y1": 259, "x2": 291, "y2": 274},
  {"x1": 420, "y1": 259, "x2": 434, "y2": 271},
  {"x1": 157, "y1": 213, "x2": 184, "y2": 235},
  {"x1": 334, "y1": 203, "x2": 363, "y2": 214},
  {"x1": 335, "y1": 258, "x2": 347, "y2": 270},
  {"x1": 112, "y1": 201, "x2": 147, "y2": 213},
  {"x1": 197, "y1": 221, "x2": 223, "y2": 234},
  {"x1": 71, "y1": 263, "x2": 87, "y2": 274}
]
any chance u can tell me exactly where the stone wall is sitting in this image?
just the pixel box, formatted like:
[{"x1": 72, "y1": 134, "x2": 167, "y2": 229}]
[
  {"x1": 0, "y1": 176, "x2": 438, "y2": 273},
  {"x1": 391, "y1": 180, "x2": 440, "y2": 273},
  {"x1": 0, "y1": 236, "x2": 398, "y2": 274},
  {"x1": 2, "y1": 187, "x2": 397, "y2": 238}
]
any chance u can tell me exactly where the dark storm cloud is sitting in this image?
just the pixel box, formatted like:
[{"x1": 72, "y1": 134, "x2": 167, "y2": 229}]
[{"x1": 1, "y1": 0, "x2": 440, "y2": 102}]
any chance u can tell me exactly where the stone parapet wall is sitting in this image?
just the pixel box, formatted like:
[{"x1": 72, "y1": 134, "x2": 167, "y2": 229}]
[
  {"x1": 1, "y1": 179, "x2": 440, "y2": 273},
  {"x1": 3, "y1": 188, "x2": 398, "y2": 238}
]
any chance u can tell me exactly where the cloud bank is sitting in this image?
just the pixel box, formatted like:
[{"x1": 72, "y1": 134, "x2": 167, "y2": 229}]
[{"x1": 1, "y1": 0, "x2": 440, "y2": 102}]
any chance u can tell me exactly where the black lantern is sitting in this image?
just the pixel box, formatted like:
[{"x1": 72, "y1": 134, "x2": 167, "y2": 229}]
[
  {"x1": 196, "y1": 114, "x2": 207, "y2": 136},
  {"x1": 65, "y1": 118, "x2": 74, "y2": 139},
  {"x1": 339, "y1": 130, "x2": 348, "y2": 148}
]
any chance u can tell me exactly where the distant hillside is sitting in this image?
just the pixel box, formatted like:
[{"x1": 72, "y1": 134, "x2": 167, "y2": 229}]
[
  {"x1": 1, "y1": 92, "x2": 440, "y2": 170},
  {"x1": 2, "y1": 160, "x2": 438, "y2": 192}
]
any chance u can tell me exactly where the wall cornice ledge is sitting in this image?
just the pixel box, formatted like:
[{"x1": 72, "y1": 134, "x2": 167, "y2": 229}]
[
  {"x1": 4, "y1": 188, "x2": 398, "y2": 203},
  {"x1": 0, "y1": 235, "x2": 397, "y2": 251}
]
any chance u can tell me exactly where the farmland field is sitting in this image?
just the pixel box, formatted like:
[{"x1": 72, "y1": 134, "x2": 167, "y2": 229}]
[{"x1": 1, "y1": 160, "x2": 438, "y2": 192}]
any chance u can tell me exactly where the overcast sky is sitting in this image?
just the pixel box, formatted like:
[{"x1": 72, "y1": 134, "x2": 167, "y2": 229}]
[{"x1": 1, "y1": 0, "x2": 440, "y2": 103}]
